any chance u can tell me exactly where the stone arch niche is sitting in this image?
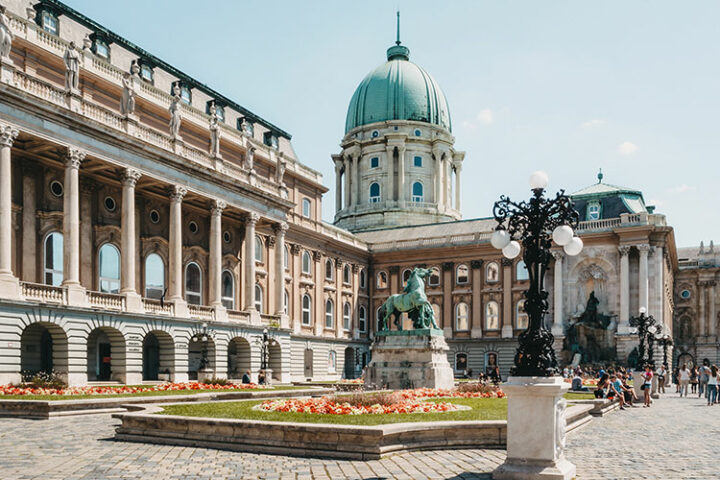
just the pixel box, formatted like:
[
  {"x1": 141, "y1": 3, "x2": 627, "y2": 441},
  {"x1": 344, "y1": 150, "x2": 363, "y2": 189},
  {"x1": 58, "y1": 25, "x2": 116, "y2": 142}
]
[
  {"x1": 20, "y1": 322, "x2": 69, "y2": 382},
  {"x1": 344, "y1": 346, "x2": 356, "y2": 379},
  {"x1": 86, "y1": 326, "x2": 126, "y2": 382},
  {"x1": 142, "y1": 330, "x2": 175, "y2": 381},
  {"x1": 227, "y1": 337, "x2": 251, "y2": 379},
  {"x1": 268, "y1": 342, "x2": 282, "y2": 382}
]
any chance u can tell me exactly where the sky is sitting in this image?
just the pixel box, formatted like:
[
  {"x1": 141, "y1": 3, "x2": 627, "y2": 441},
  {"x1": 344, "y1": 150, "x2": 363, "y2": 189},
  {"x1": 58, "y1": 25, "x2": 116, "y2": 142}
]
[{"x1": 64, "y1": 0, "x2": 719, "y2": 247}]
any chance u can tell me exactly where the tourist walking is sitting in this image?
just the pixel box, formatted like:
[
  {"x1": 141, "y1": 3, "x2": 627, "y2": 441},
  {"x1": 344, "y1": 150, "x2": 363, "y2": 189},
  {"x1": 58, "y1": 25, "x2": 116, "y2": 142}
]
[
  {"x1": 707, "y1": 365, "x2": 718, "y2": 406},
  {"x1": 699, "y1": 361, "x2": 710, "y2": 399},
  {"x1": 641, "y1": 365, "x2": 653, "y2": 407},
  {"x1": 657, "y1": 364, "x2": 667, "y2": 393},
  {"x1": 673, "y1": 366, "x2": 680, "y2": 393},
  {"x1": 679, "y1": 363, "x2": 690, "y2": 397},
  {"x1": 690, "y1": 366, "x2": 698, "y2": 394}
]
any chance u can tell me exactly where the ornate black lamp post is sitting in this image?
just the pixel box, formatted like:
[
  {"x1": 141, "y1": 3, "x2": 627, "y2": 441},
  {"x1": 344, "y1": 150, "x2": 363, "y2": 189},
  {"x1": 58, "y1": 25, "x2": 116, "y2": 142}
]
[
  {"x1": 656, "y1": 334, "x2": 673, "y2": 366},
  {"x1": 190, "y1": 322, "x2": 215, "y2": 372},
  {"x1": 255, "y1": 328, "x2": 276, "y2": 370},
  {"x1": 491, "y1": 171, "x2": 582, "y2": 376},
  {"x1": 629, "y1": 308, "x2": 659, "y2": 369}
]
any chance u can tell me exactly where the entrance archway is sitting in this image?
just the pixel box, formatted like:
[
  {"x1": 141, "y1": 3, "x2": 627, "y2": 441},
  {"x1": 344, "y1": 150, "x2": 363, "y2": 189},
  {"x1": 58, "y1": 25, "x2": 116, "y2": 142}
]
[
  {"x1": 20, "y1": 323, "x2": 69, "y2": 381},
  {"x1": 344, "y1": 347, "x2": 355, "y2": 379},
  {"x1": 676, "y1": 352, "x2": 694, "y2": 369},
  {"x1": 303, "y1": 348, "x2": 313, "y2": 379},
  {"x1": 227, "y1": 337, "x2": 251, "y2": 379},
  {"x1": 142, "y1": 331, "x2": 174, "y2": 381},
  {"x1": 87, "y1": 327, "x2": 126, "y2": 382},
  {"x1": 268, "y1": 342, "x2": 282, "y2": 381},
  {"x1": 188, "y1": 337, "x2": 216, "y2": 380}
]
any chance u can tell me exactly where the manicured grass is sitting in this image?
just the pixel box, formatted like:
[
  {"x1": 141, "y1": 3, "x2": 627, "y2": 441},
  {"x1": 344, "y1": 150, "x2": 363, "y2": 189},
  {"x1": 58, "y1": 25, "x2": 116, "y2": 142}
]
[
  {"x1": 0, "y1": 385, "x2": 308, "y2": 401},
  {"x1": 158, "y1": 397, "x2": 508, "y2": 425},
  {"x1": 564, "y1": 392, "x2": 595, "y2": 400}
]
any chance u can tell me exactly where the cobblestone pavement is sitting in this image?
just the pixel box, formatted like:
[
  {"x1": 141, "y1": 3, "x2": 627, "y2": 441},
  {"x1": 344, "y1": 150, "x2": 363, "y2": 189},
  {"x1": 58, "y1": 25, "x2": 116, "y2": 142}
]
[{"x1": 0, "y1": 393, "x2": 716, "y2": 479}]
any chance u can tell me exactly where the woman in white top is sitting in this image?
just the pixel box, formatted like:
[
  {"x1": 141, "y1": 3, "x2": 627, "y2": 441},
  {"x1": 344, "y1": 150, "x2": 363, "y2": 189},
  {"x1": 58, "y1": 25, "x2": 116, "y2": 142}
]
[
  {"x1": 707, "y1": 365, "x2": 719, "y2": 406},
  {"x1": 678, "y1": 363, "x2": 691, "y2": 397}
]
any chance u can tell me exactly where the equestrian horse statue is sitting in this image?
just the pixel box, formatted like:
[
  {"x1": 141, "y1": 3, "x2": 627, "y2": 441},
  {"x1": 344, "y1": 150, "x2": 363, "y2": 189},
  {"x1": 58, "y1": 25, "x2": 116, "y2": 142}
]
[{"x1": 379, "y1": 267, "x2": 439, "y2": 331}]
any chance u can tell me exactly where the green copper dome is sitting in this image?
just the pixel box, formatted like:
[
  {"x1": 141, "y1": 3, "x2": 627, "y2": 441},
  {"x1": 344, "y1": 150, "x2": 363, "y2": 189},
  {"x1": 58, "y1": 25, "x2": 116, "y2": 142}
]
[{"x1": 344, "y1": 43, "x2": 452, "y2": 134}]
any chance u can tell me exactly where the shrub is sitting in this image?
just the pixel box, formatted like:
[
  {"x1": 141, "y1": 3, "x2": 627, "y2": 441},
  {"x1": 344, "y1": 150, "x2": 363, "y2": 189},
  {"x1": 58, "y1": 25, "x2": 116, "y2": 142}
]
[
  {"x1": 20, "y1": 370, "x2": 67, "y2": 389},
  {"x1": 202, "y1": 377, "x2": 230, "y2": 386},
  {"x1": 330, "y1": 391, "x2": 405, "y2": 407}
]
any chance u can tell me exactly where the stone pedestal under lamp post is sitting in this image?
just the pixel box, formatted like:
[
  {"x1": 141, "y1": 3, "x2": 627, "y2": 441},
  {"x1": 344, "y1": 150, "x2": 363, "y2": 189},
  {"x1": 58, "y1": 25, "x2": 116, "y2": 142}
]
[
  {"x1": 191, "y1": 323, "x2": 215, "y2": 382},
  {"x1": 491, "y1": 171, "x2": 582, "y2": 480}
]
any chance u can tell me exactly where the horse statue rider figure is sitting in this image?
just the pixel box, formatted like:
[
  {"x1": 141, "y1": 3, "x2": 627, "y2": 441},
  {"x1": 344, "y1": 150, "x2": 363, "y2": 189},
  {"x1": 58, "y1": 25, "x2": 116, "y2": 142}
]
[{"x1": 379, "y1": 267, "x2": 440, "y2": 331}]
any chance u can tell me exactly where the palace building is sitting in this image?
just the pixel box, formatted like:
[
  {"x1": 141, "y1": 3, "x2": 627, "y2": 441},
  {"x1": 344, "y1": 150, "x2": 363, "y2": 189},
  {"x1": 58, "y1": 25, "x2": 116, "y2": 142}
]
[{"x1": 0, "y1": 0, "x2": 713, "y2": 385}]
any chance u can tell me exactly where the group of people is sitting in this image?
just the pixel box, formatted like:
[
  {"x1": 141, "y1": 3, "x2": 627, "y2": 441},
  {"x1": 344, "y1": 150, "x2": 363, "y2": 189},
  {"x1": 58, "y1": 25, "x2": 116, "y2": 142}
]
[
  {"x1": 675, "y1": 361, "x2": 720, "y2": 405},
  {"x1": 593, "y1": 366, "x2": 653, "y2": 409},
  {"x1": 240, "y1": 370, "x2": 270, "y2": 385}
]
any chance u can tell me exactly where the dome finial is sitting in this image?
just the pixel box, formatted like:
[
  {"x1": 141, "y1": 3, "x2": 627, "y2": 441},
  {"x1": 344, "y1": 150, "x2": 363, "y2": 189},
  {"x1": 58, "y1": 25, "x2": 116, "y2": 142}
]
[
  {"x1": 387, "y1": 11, "x2": 410, "y2": 61},
  {"x1": 597, "y1": 168, "x2": 603, "y2": 183},
  {"x1": 396, "y1": 10, "x2": 401, "y2": 46}
]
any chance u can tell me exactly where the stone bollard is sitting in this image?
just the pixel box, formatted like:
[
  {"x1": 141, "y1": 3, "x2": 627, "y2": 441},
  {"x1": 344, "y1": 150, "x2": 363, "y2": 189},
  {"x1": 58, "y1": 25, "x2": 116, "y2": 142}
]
[{"x1": 493, "y1": 376, "x2": 576, "y2": 480}]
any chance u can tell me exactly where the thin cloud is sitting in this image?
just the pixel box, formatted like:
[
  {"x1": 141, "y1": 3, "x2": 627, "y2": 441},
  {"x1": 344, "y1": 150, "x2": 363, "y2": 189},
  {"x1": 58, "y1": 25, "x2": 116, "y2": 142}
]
[
  {"x1": 477, "y1": 109, "x2": 494, "y2": 125},
  {"x1": 618, "y1": 141, "x2": 638, "y2": 155},
  {"x1": 581, "y1": 119, "x2": 606, "y2": 128},
  {"x1": 668, "y1": 184, "x2": 696, "y2": 194}
]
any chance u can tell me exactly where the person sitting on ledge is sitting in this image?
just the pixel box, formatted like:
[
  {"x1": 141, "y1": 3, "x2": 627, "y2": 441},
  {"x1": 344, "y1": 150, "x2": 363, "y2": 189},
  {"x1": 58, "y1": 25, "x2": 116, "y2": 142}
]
[
  {"x1": 571, "y1": 373, "x2": 588, "y2": 391},
  {"x1": 258, "y1": 370, "x2": 266, "y2": 385},
  {"x1": 595, "y1": 373, "x2": 610, "y2": 398},
  {"x1": 241, "y1": 370, "x2": 251, "y2": 384}
]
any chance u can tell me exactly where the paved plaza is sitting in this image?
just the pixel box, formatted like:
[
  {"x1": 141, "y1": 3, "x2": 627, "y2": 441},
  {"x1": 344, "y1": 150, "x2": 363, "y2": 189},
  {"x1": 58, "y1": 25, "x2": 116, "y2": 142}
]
[{"x1": 0, "y1": 394, "x2": 717, "y2": 480}]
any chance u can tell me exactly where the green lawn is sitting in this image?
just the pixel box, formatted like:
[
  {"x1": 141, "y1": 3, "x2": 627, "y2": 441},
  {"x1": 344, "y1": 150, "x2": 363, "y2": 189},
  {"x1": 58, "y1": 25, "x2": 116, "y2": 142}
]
[
  {"x1": 0, "y1": 385, "x2": 308, "y2": 401},
  {"x1": 564, "y1": 392, "x2": 595, "y2": 400},
  {"x1": 158, "y1": 397, "x2": 508, "y2": 425}
]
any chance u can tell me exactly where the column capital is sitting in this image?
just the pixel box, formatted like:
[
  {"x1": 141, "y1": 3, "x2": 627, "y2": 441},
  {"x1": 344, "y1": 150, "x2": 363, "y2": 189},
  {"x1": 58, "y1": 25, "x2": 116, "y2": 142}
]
[
  {"x1": 351, "y1": 263, "x2": 359, "y2": 273},
  {"x1": 290, "y1": 243, "x2": 301, "y2": 255},
  {"x1": 312, "y1": 250, "x2": 322, "y2": 262},
  {"x1": 168, "y1": 185, "x2": 187, "y2": 201},
  {"x1": 501, "y1": 258, "x2": 514, "y2": 267},
  {"x1": 121, "y1": 168, "x2": 142, "y2": 188},
  {"x1": 79, "y1": 179, "x2": 97, "y2": 196},
  {"x1": 470, "y1": 259, "x2": 484, "y2": 269},
  {"x1": 273, "y1": 222, "x2": 289, "y2": 235},
  {"x1": 442, "y1": 262, "x2": 454, "y2": 272},
  {"x1": 267, "y1": 235, "x2": 276, "y2": 247},
  {"x1": 551, "y1": 250, "x2": 565, "y2": 261},
  {"x1": 618, "y1": 245, "x2": 631, "y2": 256},
  {"x1": 245, "y1": 211, "x2": 260, "y2": 225},
  {"x1": 0, "y1": 125, "x2": 19, "y2": 148},
  {"x1": 64, "y1": 148, "x2": 86, "y2": 169},
  {"x1": 211, "y1": 199, "x2": 226, "y2": 216},
  {"x1": 637, "y1": 243, "x2": 651, "y2": 253}
]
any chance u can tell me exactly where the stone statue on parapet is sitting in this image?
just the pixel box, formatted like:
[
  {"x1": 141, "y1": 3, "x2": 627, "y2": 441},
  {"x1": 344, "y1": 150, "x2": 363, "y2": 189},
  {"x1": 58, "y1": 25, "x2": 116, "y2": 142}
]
[
  {"x1": 63, "y1": 41, "x2": 80, "y2": 92},
  {"x1": 378, "y1": 267, "x2": 439, "y2": 331},
  {"x1": 168, "y1": 82, "x2": 182, "y2": 139},
  {"x1": 120, "y1": 62, "x2": 139, "y2": 116},
  {"x1": 0, "y1": 6, "x2": 13, "y2": 61}
]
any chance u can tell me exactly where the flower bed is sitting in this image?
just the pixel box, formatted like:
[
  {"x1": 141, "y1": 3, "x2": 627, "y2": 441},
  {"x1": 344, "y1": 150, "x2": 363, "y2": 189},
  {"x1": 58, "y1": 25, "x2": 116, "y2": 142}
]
[{"x1": 0, "y1": 382, "x2": 263, "y2": 397}]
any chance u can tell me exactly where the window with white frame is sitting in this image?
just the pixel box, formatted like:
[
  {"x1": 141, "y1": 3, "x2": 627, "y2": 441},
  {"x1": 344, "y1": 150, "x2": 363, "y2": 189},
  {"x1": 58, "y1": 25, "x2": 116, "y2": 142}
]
[
  {"x1": 429, "y1": 266, "x2": 440, "y2": 286},
  {"x1": 93, "y1": 39, "x2": 110, "y2": 60},
  {"x1": 369, "y1": 182, "x2": 381, "y2": 203},
  {"x1": 486, "y1": 262, "x2": 500, "y2": 283},
  {"x1": 370, "y1": 157, "x2": 379, "y2": 168},
  {"x1": 98, "y1": 244, "x2": 121, "y2": 293},
  {"x1": 325, "y1": 299, "x2": 334, "y2": 328},
  {"x1": 376, "y1": 271, "x2": 388, "y2": 289},
  {"x1": 343, "y1": 302, "x2": 351, "y2": 330},
  {"x1": 359, "y1": 269, "x2": 366, "y2": 289},
  {"x1": 254, "y1": 284, "x2": 263, "y2": 313},
  {"x1": 412, "y1": 181, "x2": 423, "y2": 202},
  {"x1": 402, "y1": 268, "x2": 412, "y2": 286},
  {"x1": 328, "y1": 350, "x2": 337, "y2": 373},
  {"x1": 587, "y1": 201, "x2": 601, "y2": 220},
  {"x1": 325, "y1": 259, "x2": 334, "y2": 281},
  {"x1": 302, "y1": 294, "x2": 312, "y2": 325},
  {"x1": 516, "y1": 299, "x2": 529, "y2": 330},
  {"x1": 284, "y1": 289, "x2": 289, "y2": 314},
  {"x1": 221, "y1": 270, "x2": 234, "y2": 309},
  {"x1": 302, "y1": 198, "x2": 312, "y2": 218},
  {"x1": 413, "y1": 156, "x2": 422, "y2": 167},
  {"x1": 456, "y1": 264, "x2": 469, "y2": 284},
  {"x1": 283, "y1": 245, "x2": 289, "y2": 270},
  {"x1": 343, "y1": 264, "x2": 351, "y2": 284},
  {"x1": 44, "y1": 232, "x2": 63, "y2": 286},
  {"x1": 376, "y1": 307, "x2": 384, "y2": 331},
  {"x1": 185, "y1": 262, "x2": 202, "y2": 305},
  {"x1": 144, "y1": 253, "x2": 164, "y2": 299},
  {"x1": 516, "y1": 260, "x2": 529, "y2": 281},
  {"x1": 254, "y1": 235, "x2": 263, "y2": 263},
  {"x1": 455, "y1": 352, "x2": 468, "y2": 372},
  {"x1": 455, "y1": 302, "x2": 469, "y2": 331},
  {"x1": 302, "y1": 251, "x2": 312, "y2": 275},
  {"x1": 41, "y1": 11, "x2": 59, "y2": 35},
  {"x1": 358, "y1": 305, "x2": 367, "y2": 332},
  {"x1": 140, "y1": 64, "x2": 154, "y2": 82},
  {"x1": 485, "y1": 301, "x2": 500, "y2": 330}
]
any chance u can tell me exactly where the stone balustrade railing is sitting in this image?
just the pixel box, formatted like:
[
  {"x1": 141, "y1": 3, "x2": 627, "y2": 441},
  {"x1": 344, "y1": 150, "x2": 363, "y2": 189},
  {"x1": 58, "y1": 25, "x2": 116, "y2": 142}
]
[
  {"x1": 260, "y1": 314, "x2": 281, "y2": 327},
  {"x1": 88, "y1": 291, "x2": 125, "y2": 311},
  {"x1": 227, "y1": 310, "x2": 251, "y2": 323},
  {"x1": 20, "y1": 282, "x2": 66, "y2": 304},
  {"x1": 188, "y1": 304, "x2": 215, "y2": 321},
  {"x1": 141, "y1": 298, "x2": 174, "y2": 316}
]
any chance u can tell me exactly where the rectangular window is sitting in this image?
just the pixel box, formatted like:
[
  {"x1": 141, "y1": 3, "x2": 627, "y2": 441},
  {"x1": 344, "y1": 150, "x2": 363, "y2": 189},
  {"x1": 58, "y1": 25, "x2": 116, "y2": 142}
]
[
  {"x1": 370, "y1": 157, "x2": 379, "y2": 169},
  {"x1": 140, "y1": 64, "x2": 154, "y2": 82},
  {"x1": 42, "y1": 12, "x2": 59, "y2": 35},
  {"x1": 414, "y1": 156, "x2": 422, "y2": 167},
  {"x1": 302, "y1": 198, "x2": 312, "y2": 218},
  {"x1": 94, "y1": 41, "x2": 109, "y2": 60},
  {"x1": 587, "y1": 202, "x2": 601, "y2": 220},
  {"x1": 264, "y1": 132, "x2": 278, "y2": 148},
  {"x1": 180, "y1": 87, "x2": 192, "y2": 105}
]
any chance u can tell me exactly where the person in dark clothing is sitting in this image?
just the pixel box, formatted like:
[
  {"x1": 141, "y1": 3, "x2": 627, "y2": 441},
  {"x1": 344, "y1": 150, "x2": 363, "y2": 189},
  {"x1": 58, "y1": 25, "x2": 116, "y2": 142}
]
[{"x1": 241, "y1": 370, "x2": 251, "y2": 384}]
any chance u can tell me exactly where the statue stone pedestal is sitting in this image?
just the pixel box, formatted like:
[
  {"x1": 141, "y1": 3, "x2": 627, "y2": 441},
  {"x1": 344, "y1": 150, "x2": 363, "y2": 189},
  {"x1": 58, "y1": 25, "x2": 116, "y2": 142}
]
[
  {"x1": 493, "y1": 376, "x2": 575, "y2": 480},
  {"x1": 365, "y1": 329, "x2": 454, "y2": 390}
]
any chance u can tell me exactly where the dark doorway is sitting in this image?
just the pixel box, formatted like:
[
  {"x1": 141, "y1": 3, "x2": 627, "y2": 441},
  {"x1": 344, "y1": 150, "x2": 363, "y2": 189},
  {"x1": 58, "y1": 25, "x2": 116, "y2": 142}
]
[
  {"x1": 143, "y1": 333, "x2": 160, "y2": 380},
  {"x1": 344, "y1": 347, "x2": 355, "y2": 379},
  {"x1": 97, "y1": 342, "x2": 111, "y2": 381},
  {"x1": 40, "y1": 330, "x2": 53, "y2": 373},
  {"x1": 303, "y1": 348, "x2": 313, "y2": 378}
]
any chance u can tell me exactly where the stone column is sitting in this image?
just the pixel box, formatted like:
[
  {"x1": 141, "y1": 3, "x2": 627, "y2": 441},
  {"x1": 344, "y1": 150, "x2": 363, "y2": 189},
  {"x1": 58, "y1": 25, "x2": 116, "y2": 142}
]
[
  {"x1": 343, "y1": 157, "x2": 351, "y2": 209},
  {"x1": 454, "y1": 163, "x2": 462, "y2": 211},
  {"x1": 397, "y1": 146, "x2": 405, "y2": 206},
  {"x1": 313, "y1": 251, "x2": 324, "y2": 336},
  {"x1": 698, "y1": 282, "x2": 706, "y2": 337},
  {"x1": 445, "y1": 159, "x2": 452, "y2": 207},
  {"x1": 62, "y1": 148, "x2": 87, "y2": 305},
  {"x1": 353, "y1": 153, "x2": 360, "y2": 205},
  {"x1": 552, "y1": 251, "x2": 564, "y2": 336},
  {"x1": 209, "y1": 199, "x2": 226, "y2": 314},
  {"x1": 442, "y1": 262, "x2": 453, "y2": 337},
  {"x1": 433, "y1": 150, "x2": 442, "y2": 207},
  {"x1": 385, "y1": 146, "x2": 394, "y2": 204},
  {"x1": 21, "y1": 168, "x2": 37, "y2": 283},
  {"x1": 0, "y1": 125, "x2": 19, "y2": 298},
  {"x1": 501, "y1": 259, "x2": 513, "y2": 338},
  {"x1": 709, "y1": 281, "x2": 717, "y2": 337},
  {"x1": 120, "y1": 168, "x2": 142, "y2": 311},
  {"x1": 617, "y1": 246, "x2": 631, "y2": 334},
  {"x1": 273, "y1": 223, "x2": 289, "y2": 328},
  {"x1": 243, "y1": 213, "x2": 259, "y2": 320},
  {"x1": 79, "y1": 180, "x2": 95, "y2": 289},
  {"x1": 290, "y1": 244, "x2": 301, "y2": 334},
  {"x1": 638, "y1": 244, "x2": 650, "y2": 313},
  {"x1": 471, "y1": 260, "x2": 483, "y2": 338},
  {"x1": 168, "y1": 185, "x2": 188, "y2": 316},
  {"x1": 335, "y1": 259, "x2": 343, "y2": 338},
  {"x1": 334, "y1": 161, "x2": 342, "y2": 212}
]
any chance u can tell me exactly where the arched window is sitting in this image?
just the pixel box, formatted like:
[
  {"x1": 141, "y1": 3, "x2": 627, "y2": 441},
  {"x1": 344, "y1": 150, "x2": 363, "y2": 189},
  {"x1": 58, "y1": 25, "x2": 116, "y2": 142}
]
[
  {"x1": 587, "y1": 201, "x2": 601, "y2": 220},
  {"x1": 486, "y1": 262, "x2": 500, "y2": 283},
  {"x1": 369, "y1": 182, "x2": 381, "y2": 203},
  {"x1": 98, "y1": 244, "x2": 120, "y2": 293},
  {"x1": 376, "y1": 306, "x2": 384, "y2": 331},
  {"x1": 516, "y1": 299, "x2": 529, "y2": 330},
  {"x1": 284, "y1": 289, "x2": 289, "y2": 315},
  {"x1": 302, "y1": 251, "x2": 312, "y2": 275},
  {"x1": 455, "y1": 352, "x2": 468, "y2": 372},
  {"x1": 302, "y1": 294, "x2": 312, "y2": 325},
  {"x1": 412, "y1": 181, "x2": 423, "y2": 202},
  {"x1": 455, "y1": 302, "x2": 469, "y2": 331},
  {"x1": 485, "y1": 301, "x2": 500, "y2": 330},
  {"x1": 429, "y1": 266, "x2": 440, "y2": 286},
  {"x1": 302, "y1": 198, "x2": 312, "y2": 218},
  {"x1": 254, "y1": 283, "x2": 263, "y2": 313},
  {"x1": 325, "y1": 299, "x2": 334, "y2": 328},
  {"x1": 360, "y1": 269, "x2": 366, "y2": 289},
  {"x1": 376, "y1": 271, "x2": 388, "y2": 289},
  {"x1": 185, "y1": 262, "x2": 202, "y2": 305},
  {"x1": 325, "y1": 259, "x2": 334, "y2": 280},
  {"x1": 402, "y1": 269, "x2": 412, "y2": 286},
  {"x1": 456, "y1": 264, "x2": 469, "y2": 284},
  {"x1": 221, "y1": 271, "x2": 234, "y2": 309},
  {"x1": 516, "y1": 261, "x2": 529, "y2": 281},
  {"x1": 283, "y1": 245, "x2": 289, "y2": 270},
  {"x1": 254, "y1": 235, "x2": 263, "y2": 263},
  {"x1": 343, "y1": 264, "x2": 351, "y2": 284},
  {"x1": 343, "y1": 302, "x2": 351, "y2": 330},
  {"x1": 358, "y1": 305, "x2": 367, "y2": 332},
  {"x1": 328, "y1": 350, "x2": 337, "y2": 373},
  {"x1": 144, "y1": 253, "x2": 164, "y2": 299},
  {"x1": 43, "y1": 232, "x2": 63, "y2": 286}
]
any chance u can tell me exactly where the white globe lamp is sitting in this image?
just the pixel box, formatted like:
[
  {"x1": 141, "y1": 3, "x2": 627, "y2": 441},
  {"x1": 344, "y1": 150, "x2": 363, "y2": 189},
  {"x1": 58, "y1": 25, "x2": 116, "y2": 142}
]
[
  {"x1": 563, "y1": 236, "x2": 583, "y2": 256},
  {"x1": 552, "y1": 225, "x2": 574, "y2": 246},
  {"x1": 502, "y1": 240, "x2": 521, "y2": 259},
  {"x1": 639, "y1": 307, "x2": 647, "y2": 315},
  {"x1": 529, "y1": 171, "x2": 549, "y2": 190},
  {"x1": 491, "y1": 229, "x2": 511, "y2": 249}
]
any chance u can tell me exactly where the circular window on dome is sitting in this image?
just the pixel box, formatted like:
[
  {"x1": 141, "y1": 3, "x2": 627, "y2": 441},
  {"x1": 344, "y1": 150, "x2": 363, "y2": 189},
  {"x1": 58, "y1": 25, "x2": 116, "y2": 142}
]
[
  {"x1": 680, "y1": 289, "x2": 691, "y2": 300},
  {"x1": 149, "y1": 209, "x2": 160, "y2": 224},
  {"x1": 414, "y1": 129, "x2": 422, "y2": 137},
  {"x1": 189, "y1": 221, "x2": 199, "y2": 234},
  {"x1": 371, "y1": 130, "x2": 379, "y2": 138},
  {"x1": 223, "y1": 231, "x2": 232, "y2": 244},
  {"x1": 50, "y1": 180, "x2": 64, "y2": 197},
  {"x1": 104, "y1": 196, "x2": 116, "y2": 212}
]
